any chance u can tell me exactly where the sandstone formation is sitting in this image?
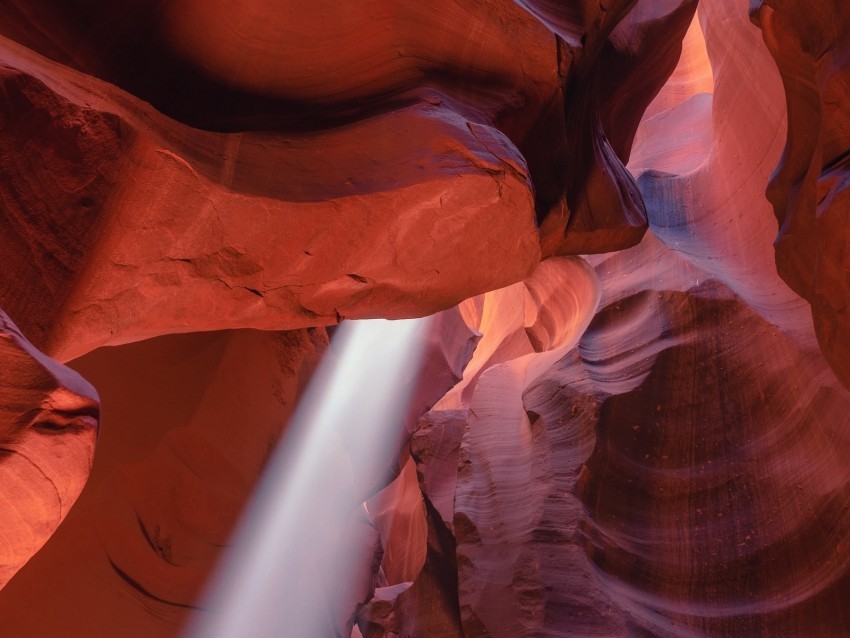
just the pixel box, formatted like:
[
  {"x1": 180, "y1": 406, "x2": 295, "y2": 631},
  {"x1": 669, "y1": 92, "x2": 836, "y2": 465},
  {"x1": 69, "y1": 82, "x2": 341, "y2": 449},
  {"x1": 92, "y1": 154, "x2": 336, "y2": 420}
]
[
  {"x1": 0, "y1": 309, "x2": 99, "y2": 588},
  {"x1": 2, "y1": 0, "x2": 850, "y2": 637},
  {"x1": 0, "y1": 327, "x2": 327, "y2": 636},
  {"x1": 357, "y1": 2, "x2": 850, "y2": 636},
  {"x1": 749, "y1": 0, "x2": 850, "y2": 391},
  {"x1": 0, "y1": 0, "x2": 701, "y2": 362}
]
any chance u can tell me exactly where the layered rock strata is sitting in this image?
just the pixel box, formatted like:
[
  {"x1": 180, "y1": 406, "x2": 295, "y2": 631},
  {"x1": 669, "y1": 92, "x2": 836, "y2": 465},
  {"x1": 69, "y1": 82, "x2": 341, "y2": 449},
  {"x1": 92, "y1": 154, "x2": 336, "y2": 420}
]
[
  {"x1": 354, "y1": 3, "x2": 850, "y2": 636},
  {"x1": 750, "y1": 0, "x2": 850, "y2": 390},
  {"x1": 3, "y1": 0, "x2": 850, "y2": 637}
]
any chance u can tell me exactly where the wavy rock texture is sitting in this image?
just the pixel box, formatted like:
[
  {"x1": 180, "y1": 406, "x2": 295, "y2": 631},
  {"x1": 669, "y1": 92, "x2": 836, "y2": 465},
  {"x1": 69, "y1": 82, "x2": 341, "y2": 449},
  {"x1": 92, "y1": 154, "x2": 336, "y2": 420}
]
[
  {"x1": 749, "y1": 0, "x2": 850, "y2": 390},
  {"x1": 0, "y1": 0, "x2": 701, "y2": 362},
  {"x1": 523, "y1": 0, "x2": 699, "y2": 255},
  {"x1": 529, "y1": 241, "x2": 850, "y2": 637},
  {"x1": 0, "y1": 309, "x2": 99, "y2": 587},
  {"x1": 354, "y1": 2, "x2": 850, "y2": 637},
  {"x1": 357, "y1": 256, "x2": 602, "y2": 637},
  {"x1": 3, "y1": 0, "x2": 850, "y2": 637},
  {"x1": 0, "y1": 2, "x2": 697, "y2": 629}
]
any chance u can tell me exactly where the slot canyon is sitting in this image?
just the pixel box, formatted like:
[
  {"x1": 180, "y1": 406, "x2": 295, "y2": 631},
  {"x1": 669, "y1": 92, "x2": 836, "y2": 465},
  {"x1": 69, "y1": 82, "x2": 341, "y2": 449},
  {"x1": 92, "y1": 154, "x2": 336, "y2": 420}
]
[{"x1": 2, "y1": 0, "x2": 850, "y2": 636}]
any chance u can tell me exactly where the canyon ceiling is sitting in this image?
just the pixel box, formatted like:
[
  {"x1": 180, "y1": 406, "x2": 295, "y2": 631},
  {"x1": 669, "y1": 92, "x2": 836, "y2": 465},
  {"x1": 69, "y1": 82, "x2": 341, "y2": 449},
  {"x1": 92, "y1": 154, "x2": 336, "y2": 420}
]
[{"x1": 1, "y1": 0, "x2": 850, "y2": 636}]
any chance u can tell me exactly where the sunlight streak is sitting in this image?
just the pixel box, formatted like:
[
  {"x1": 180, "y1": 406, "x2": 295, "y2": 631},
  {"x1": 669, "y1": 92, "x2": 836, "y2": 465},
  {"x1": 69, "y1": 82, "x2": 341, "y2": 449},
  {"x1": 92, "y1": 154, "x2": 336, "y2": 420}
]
[{"x1": 187, "y1": 317, "x2": 431, "y2": 637}]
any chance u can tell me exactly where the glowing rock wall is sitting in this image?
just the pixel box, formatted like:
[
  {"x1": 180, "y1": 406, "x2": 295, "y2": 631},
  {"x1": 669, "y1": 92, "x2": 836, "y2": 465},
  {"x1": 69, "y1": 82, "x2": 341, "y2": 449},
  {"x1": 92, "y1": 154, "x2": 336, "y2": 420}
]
[{"x1": 2, "y1": 0, "x2": 850, "y2": 636}]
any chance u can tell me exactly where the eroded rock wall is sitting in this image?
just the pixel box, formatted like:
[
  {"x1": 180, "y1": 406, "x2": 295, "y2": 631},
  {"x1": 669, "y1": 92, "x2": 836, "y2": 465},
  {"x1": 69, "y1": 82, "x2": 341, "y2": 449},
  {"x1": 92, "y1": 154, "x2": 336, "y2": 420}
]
[
  {"x1": 750, "y1": 0, "x2": 850, "y2": 391},
  {"x1": 2, "y1": 0, "x2": 850, "y2": 637},
  {"x1": 354, "y1": 2, "x2": 850, "y2": 637}
]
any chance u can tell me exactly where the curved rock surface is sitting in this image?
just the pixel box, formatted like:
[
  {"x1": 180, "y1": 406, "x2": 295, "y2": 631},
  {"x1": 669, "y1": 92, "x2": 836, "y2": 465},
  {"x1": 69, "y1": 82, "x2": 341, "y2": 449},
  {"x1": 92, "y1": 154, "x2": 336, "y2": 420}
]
[
  {"x1": 355, "y1": 3, "x2": 850, "y2": 637},
  {"x1": 3, "y1": 0, "x2": 850, "y2": 637},
  {"x1": 0, "y1": 0, "x2": 700, "y2": 361},
  {"x1": 0, "y1": 43, "x2": 540, "y2": 360},
  {"x1": 0, "y1": 327, "x2": 326, "y2": 636},
  {"x1": 0, "y1": 309, "x2": 99, "y2": 588},
  {"x1": 750, "y1": 0, "x2": 850, "y2": 390}
]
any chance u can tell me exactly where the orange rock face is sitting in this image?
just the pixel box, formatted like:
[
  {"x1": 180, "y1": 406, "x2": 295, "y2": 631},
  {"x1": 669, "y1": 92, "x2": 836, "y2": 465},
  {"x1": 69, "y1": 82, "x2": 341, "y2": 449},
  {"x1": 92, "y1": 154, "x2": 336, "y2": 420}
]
[
  {"x1": 0, "y1": 310, "x2": 99, "y2": 588},
  {"x1": 0, "y1": 0, "x2": 702, "y2": 361},
  {"x1": 3, "y1": 0, "x2": 850, "y2": 637}
]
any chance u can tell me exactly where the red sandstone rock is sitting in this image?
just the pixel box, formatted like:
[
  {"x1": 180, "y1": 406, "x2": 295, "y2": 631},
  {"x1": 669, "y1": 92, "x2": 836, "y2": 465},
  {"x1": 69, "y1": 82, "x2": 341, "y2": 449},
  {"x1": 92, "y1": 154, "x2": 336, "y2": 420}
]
[
  {"x1": 383, "y1": 240, "x2": 850, "y2": 637},
  {"x1": 535, "y1": 0, "x2": 699, "y2": 255},
  {"x1": 0, "y1": 45, "x2": 541, "y2": 360},
  {"x1": 0, "y1": 0, "x2": 704, "y2": 364},
  {"x1": 0, "y1": 328, "x2": 325, "y2": 636},
  {"x1": 750, "y1": 0, "x2": 850, "y2": 390},
  {"x1": 0, "y1": 309, "x2": 99, "y2": 588},
  {"x1": 4, "y1": 0, "x2": 850, "y2": 637},
  {"x1": 350, "y1": 4, "x2": 850, "y2": 637}
]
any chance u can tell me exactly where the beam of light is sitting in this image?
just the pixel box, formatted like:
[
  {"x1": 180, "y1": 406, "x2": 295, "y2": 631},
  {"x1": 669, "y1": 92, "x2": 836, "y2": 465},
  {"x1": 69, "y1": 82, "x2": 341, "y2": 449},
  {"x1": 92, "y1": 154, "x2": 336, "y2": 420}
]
[{"x1": 186, "y1": 317, "x2": 431, "y2": 638}]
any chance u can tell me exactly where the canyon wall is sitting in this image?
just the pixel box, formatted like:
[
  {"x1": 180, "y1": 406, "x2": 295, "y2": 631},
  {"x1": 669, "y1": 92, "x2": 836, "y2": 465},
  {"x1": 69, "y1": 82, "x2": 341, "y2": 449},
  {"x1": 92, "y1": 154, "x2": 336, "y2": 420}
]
[{"x1": 1, "y1": 0, "x2": 850, "y2": 636}]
